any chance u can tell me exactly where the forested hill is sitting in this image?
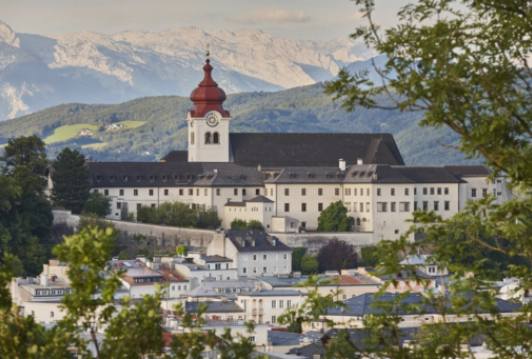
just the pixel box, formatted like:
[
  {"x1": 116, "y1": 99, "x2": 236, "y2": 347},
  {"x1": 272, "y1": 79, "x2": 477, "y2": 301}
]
[{"x1": 0, "y1": 83, "x2": 480, "y2": 165}]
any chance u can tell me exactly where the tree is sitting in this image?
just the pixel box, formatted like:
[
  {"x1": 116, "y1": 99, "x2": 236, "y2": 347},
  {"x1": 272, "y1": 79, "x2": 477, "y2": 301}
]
[
  {"x1": 317, "y1": 239, "x2": 357, "y2": 273},
  {"x1": 176, "y1": 244, "x2": 188, "y2": 257},
  {"x1": 246, "y1": 220, "x2": 264, "y2": 231},
  {"x1": 359, "y1": 245, "x2": 380, "y2": 268},
  {"x1": 283, "y1": 0, "x2": 531, "y2": 357},
  {"x1": 292, "y1": 247, "x2": 307, "y2": 272},
  {"x1": 300, "y1": 254, "x2": 319, "y2": 274},
  {"x1": 0, "y1": 136, "x2": 53, "y2": 276},
  {"x1": 52, "y1": 148, "x2": 90, "y2": 214},
  {"x1": 317, "y1": 201, "x2": 353, "y2": 232},
  {"x1": 83, "y1": 192, "x2": 111, "y2": 217},
  {"x1": 196, "y1": 208, "x2": 221, "y2": 229},
  {"x1": 230, "y1": 219, "x2": 248, "y2": 230}
]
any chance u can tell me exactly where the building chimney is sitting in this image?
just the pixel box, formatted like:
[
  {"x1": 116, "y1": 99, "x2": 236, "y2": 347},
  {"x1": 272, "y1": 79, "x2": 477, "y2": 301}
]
[
  {"x1": 357, "y1": 158, "x2": 363, "y2": 165},
  {"x1": 338, "y1": 158, "x2": 346, "y2": 171}
]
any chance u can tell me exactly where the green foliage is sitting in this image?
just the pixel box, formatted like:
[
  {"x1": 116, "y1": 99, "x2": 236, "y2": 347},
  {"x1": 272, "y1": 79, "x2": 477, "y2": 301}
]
[
  {"x1": 0, "y1": 136, "x2": 53, "y2": 276},
  {"x1": 230, "y1": 219, "x2": 264, "y2": 231},
  {"x1": 291, "y1": 247, "x2": 307, "y2": 272},
  {"x1": 300, "y1": 254, "x2": 319, "y2": 274},
  {"x1": 82, "y1": 192, "x2": 111, "y2": 217},
  {"x1": 317, "y1": 201, "x2": 354, "y2": 232},
  {"x1": 317, "y1": 239, "x2": 358, "y2": 273},
  {"x1": 359, "y1": 245, "x2": 379, "y2": 268},
  {"x1": 176, "y1": 244, "x2": 188, "y2": 257},
  {"x1": 52, "y1": 147, "x2": 90, "y2": 214},
  {"x1": 137, "y1": 202, "x2": 221, "y2": 229}
]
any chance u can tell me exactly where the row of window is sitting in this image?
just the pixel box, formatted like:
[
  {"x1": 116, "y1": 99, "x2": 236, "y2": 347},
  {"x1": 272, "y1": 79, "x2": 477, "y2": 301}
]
[
  {"x1": 377, "y1": 186, "x2": 450, "y2": 197},
  {"x1": 190, "y1": 131, "x2": 221, "y2": 145},
  {"x1": 99, "y1": 187, "x2": 262, "y2": 197},
  {"x1": 281, "y1": 187, "x2": 371, "y2": 197},
  {"x1": 376, "y1": 200, "x2": 451, "y2": 212},
  {"x1": 471, "y1": 188, "x2": 490, "y2": 198}
]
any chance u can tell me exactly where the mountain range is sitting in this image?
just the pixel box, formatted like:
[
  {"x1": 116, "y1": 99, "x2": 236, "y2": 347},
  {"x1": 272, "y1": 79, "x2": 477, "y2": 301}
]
[{"x1": 0, "y1": 20, "x2": 372, "y2": 120}]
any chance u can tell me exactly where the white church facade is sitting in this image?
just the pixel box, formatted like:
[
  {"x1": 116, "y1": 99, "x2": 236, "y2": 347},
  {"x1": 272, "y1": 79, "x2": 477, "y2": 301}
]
[{"x1": 88, "y1": 57, "x2": 512, "y2": 241}]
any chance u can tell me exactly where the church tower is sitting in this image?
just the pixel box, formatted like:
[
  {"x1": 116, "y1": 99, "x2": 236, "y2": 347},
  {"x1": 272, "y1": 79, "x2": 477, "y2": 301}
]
[{"x1": 187, "y1": 56, "x2": 231, "y2": 162}]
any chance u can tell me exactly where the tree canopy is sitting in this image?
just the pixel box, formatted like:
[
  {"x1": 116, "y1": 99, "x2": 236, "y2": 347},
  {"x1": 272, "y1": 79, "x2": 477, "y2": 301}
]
[
  {"x1": 52, "y1": 148, "x2": 90, "y2": 214},
  {"x1": 317, "y1": 201, "x2": 354, "y2": 232},
  {"x1": 317, "y1": 239, "x2": 358, "y2": 273}
]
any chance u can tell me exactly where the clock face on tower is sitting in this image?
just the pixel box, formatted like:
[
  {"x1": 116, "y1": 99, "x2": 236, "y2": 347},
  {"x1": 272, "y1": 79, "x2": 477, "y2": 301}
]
[{"x1": 205, "y1": 111, "x2": 221, "y2": 127}]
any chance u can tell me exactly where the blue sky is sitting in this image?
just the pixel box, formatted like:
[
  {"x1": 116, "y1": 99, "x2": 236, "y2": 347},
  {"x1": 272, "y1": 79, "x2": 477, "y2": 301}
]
[{"x1": 1, "y1": 0, "x2": 409, "y2": 40}]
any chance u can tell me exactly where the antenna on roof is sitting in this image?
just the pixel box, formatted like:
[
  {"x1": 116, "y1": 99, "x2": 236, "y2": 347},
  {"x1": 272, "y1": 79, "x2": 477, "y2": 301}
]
[{"x1": 205, "y1": 44, "x2": 210, "y2": 62}]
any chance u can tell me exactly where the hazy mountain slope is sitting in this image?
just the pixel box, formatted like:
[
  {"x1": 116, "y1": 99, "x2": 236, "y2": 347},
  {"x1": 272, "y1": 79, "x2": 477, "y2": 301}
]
[
  {"x1": 0, "y1": 20, "x2": 369, "y2": 120},
  {"x1": 0, "y1": 83, "x2": 480, "y2": 166}
]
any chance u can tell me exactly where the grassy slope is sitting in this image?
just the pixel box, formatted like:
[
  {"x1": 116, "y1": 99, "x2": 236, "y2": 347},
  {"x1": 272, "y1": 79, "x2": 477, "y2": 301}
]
[{"x1": 0, "y1": 84, "x2": 480, "y2": 165}]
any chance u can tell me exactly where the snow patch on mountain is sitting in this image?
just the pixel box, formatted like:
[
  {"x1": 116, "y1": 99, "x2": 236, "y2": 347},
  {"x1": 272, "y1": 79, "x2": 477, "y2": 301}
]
[{"x1": 0, "y1": 20, "x2": 20, "y2": 48}]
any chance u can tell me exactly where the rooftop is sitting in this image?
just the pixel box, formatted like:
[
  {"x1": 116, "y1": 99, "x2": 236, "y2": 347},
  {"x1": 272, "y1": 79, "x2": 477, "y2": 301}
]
[{"x1": 225, "y1": 230, "x2": 291, "y2": 253}]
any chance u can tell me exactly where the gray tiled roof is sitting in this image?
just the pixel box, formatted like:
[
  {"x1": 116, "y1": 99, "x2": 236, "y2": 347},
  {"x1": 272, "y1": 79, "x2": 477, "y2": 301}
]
[
  {"x1": 225, "y1": 229, "x2": 291, "y2": 253},
  {"x1": 229, "y1": 133, "x2": 405, "y2": 166},
  {"x1": 202, "y1": 255, "x2": 232, "y2": 263},
  {"x1": 88, "y1": 161, "x2": 264, "y2": 187},
  {"x1": 185, "y1": 301, "x2": 244, "y2": 313}
]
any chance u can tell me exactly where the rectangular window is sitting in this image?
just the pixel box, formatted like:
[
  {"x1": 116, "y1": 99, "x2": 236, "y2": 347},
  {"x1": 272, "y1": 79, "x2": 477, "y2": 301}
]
[
  {"x1": 242, "y1": 188, "x2": 246, "y2": 196},
  {"x1": 335, "y1": 188, "x2": 340, "y2": 196},
  {"x1": 390, "y1": 188, "x2": 395, "y2": 196},
  {"x1": 216, "y1": 188, "x2": 220, "y2": 196},
  {"x1": 104, "y1": 189, "x2": 109, "y2": 196},
  {"x1": 377, "y1": 202, "x2": 387, "y2": 212},
  {"x1": 318, "y1": 203, "x2": 323, "y2": 212},
  {"x1": 482, "y1": 188, "x2": 488, "y2": 197},
  {"x1": 437, "y1": 187, "x2": 442, "y2": 195},
  {"x1": 414, "y1": 188, "x2": 417, "y2": 195},
  {"x1": 164, "y1": 189, "x2": 169, "y2": 196},
  {"x1": 430, "y1": 187, "x2": 435, "y2": 195},
  {"x1": 119, "y1": 189, "x2": 124, "y2": 196},
  {"x1": 179, "y1": 189, "x2": 183, "y2": 196},
  {"x1": 366, "y1": 202, "x2": 370, "y2": 212},
  {"x1": 149, "y1": 189, "x2": 154, "y2": 196},
  {"x1": 366, "y1": 188, "x2": 370, "y2": 196},
  {"x1": 134, "y1": 189, "x2": 138, "y2": 196},
  {"x1": 318, "y1": 188, "x2": 323, "y2": 196},
  {"x1": 279, "y1": 300, "x2": 284, "y2": 308},
  {"x1": 345, "y1": 188, "x2": 351, "y2": 196},
  {"x1": 189, "y1": 189, "x2": 193, "y2": 196},
  {"x1": 391, "y1": 202, "x2": 396, "y2": 212},
  {"x1": 354, "y1": 188, "x2": 358, "y2": 196},
  {"x1": 444, "y1": 187, "x2": 449, "y2": 195},
  {"x1": 444, "y1": 201, "x2": 450, "y2": 211},
  {"x1": 377, "y1": 188, "x2": 381, "y2": 196},
  {"x1": 434, "y1": 201, "x2": 439, "y2": 211},
  {"x1": 399, "y1": 202, "x2": 410, "y2": 212},
  {"x1": 404, "y1": 188, "x2": 409, "y2": 196},
  {"x1": 414, "y1": 201, "x2": 418, "y2": 210},
  {"x1": 360, "y1": 202, "x2": 364, "y2": 212},
  {"x1": 423, "y1": 201, "x2": 428, "y2": 211},
  {"x1": 234, "y1": 188, "x2": 238, "y2": 196},
  {"x1": 271, "y1": 300, "x2": 276, "y2": 308},
  {"x1": 284, "y1": 203, "x2": 290, "y2": 212},
  {"x1": 423, "y1": 188, "x2": 427, "y2": 195},
  {"x1": 471, "y1": 188, "x2": 477, "y2": 198},
  {"x1": 301, "y1": 188, "x2": 306, "y2": 196},
  {"x1": 301, "y1": 203, "x2": 307, "y2": 212},
  {"x1": 284, "y1": 188, "x2": 289, "y2": 196},
  {"x1": 256, "y1": 188, "x2": 260, "y2": 195},
  {"x1": 204, "y1": 188, "x2": 208, "y2": 196},
  {"x1": 136, "y1": 203, "x2": 141, "y2": 211},
  {"x1": 116, "y1": 202, "x2": 121, "y2": 209}
]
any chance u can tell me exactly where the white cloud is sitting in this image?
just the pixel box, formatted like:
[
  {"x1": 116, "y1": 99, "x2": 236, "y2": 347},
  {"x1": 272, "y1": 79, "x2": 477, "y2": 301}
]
[{"x1": 229, "y1": 8, "x2": 311, "y2": 25}]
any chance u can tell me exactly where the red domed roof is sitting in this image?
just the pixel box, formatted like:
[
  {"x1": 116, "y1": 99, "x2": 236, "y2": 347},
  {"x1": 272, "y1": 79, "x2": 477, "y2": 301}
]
[{"x1": 189, "y1": 58, "x2": 230, "y2": 117}]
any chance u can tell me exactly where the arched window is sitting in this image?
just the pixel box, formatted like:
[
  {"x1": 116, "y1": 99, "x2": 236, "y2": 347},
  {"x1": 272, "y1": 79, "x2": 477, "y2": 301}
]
[
  {"x1": 205, "y1": 132, "x2": 212, "y2": 144},
  {"x1": 213, "y1": 132, "x2": 220, "y2": 144},
  {"x1": 190, "y1": 131, "x2": 195, "y2": 145}
]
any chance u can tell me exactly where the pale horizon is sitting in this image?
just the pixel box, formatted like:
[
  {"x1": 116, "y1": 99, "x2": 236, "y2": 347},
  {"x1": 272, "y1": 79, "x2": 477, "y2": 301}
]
[{"x1": 1, "y1": 0, "x2": 409, "y2": 41}]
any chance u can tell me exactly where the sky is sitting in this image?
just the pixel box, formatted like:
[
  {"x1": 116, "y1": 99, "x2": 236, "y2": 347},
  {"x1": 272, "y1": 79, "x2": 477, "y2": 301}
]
[{"x1": 0, "y1": 0, "x2": 409, "y2": 41}]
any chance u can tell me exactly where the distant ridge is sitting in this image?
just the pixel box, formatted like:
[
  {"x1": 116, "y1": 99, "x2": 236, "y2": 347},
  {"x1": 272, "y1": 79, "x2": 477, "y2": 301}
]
[{"x1": 0, "y1": 83, "x2": 481, "y2": 166}]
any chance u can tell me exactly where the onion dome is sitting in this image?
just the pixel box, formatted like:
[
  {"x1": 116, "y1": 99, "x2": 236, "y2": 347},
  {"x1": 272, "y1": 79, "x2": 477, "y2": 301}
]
[{"x1": 189, "y1": 58, "x2": 230, "y2": 117}]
